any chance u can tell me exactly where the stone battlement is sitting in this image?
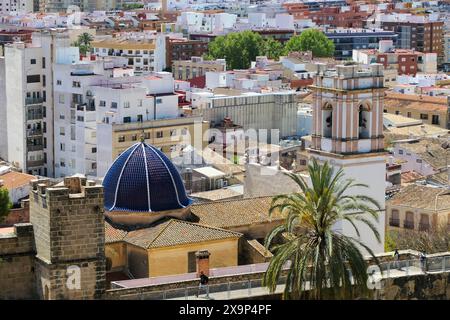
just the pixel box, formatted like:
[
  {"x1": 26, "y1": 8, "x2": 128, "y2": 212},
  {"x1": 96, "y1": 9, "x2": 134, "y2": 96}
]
[{"x1": 30, "y1": 176, "x2": 103, "y2": 208}]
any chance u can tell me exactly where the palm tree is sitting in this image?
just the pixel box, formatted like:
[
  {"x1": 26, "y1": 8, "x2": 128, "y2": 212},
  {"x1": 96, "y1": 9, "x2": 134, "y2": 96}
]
[
  {"x1": 78, "y1": 32, "x2": 93, "y2": 47},
  {"x1": 263, "y1": 158, "x2": 381, "y2": 299}
]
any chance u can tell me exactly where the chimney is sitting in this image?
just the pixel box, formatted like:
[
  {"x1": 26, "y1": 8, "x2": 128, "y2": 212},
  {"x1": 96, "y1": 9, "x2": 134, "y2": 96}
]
[{"x1": 195, "y1": 250, "x2": 211, "y2": 277}]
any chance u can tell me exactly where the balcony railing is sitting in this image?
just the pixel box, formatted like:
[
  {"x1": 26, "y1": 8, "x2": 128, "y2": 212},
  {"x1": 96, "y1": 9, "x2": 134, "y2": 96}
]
[
  {"x1": 404, "y1": 220, "x2": 415, "y2": 229},
  {"x1": 27, "y1": 144, "x2": 44, "y2": 152},
  {"x1": 27, "y1": 113, "x2": 43, "y2": 121},
  {"x1": 26, "y1": 129, "x2": 43, "y2": 137},
  {"x1": 389, "y1": 218, "x2": 400, "y2": 227},
  {"x1": 419, "y1": 223, "x2": 430, "y2": 232},
  {"x1": 27, "y1": 159, "x2": 45, "y2": 168},
  {"x1": 25, "y1": 97, "x2": 44, "y2": 105}
]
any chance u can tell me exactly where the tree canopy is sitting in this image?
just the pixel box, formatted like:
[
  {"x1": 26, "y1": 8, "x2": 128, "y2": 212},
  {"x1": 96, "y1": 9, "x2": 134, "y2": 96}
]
[
  {"x1": 207, "y1": 31, "x2": 264, "y2": 69},
  {"x1": 263, "y1": 159, "x2": 381, "y2": 299},
  {"x1": 0, "y1": 187, "x2": 12, "y2": 223},
  {"x1": 207, "y1": 30, "x2": 334, "y2": 69},
  {"x1": 73, "y1": 32, "x2": 94, "y2": 56},
  {"x1": 284, "y1": 29, "x2": 334, "y2": 57}
]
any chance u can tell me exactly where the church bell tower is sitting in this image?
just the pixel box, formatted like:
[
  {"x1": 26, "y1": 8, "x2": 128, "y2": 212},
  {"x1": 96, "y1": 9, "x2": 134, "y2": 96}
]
[{"x1": 308, "y1": 63, "x2": 387, "y2": 254}]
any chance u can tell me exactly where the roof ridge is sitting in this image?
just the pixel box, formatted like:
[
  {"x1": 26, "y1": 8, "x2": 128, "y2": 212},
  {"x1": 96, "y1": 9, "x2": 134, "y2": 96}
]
[
  {"x1": 191, "y1": 195, "x2": 274, "y2": 206},
  {"x1": 173, "y1": 219, "x2": 243, "y2": 236},
  {"x1": 146, "y1": 219, "x2": 175, "y2": 248}
]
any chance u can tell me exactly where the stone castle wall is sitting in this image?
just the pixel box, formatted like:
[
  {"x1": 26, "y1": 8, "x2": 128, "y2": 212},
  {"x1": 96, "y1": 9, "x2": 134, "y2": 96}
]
[{"x1": 0, "y1": 223, "x2": 36, "y2": 299}]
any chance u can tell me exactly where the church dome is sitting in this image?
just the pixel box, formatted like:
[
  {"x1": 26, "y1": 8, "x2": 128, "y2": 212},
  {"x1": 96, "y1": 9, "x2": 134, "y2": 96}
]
[{"x1": 103, "y1": 142, "x2": 192, "y2": 213}]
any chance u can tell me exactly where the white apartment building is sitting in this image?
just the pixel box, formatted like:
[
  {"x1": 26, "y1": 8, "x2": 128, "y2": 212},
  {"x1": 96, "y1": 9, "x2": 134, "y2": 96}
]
[
  {"x1": 3, "y1": 30, "x2": 67, "y2": 177},
  {"x1": 176, "y1": 12, "x2": 237, "y2": 34},
  {"x1": 0, "y1": 0, "x2": 33, "y2": 14},
  {"x1": 0, "y1": 57, "x2": 7, "y2": 160},
  {"x1": 92, "y1": 33, "x2": 166, "y2": 75},
  {"x1": 53, "y1": 57, "x2": 181, "y2": 178}
]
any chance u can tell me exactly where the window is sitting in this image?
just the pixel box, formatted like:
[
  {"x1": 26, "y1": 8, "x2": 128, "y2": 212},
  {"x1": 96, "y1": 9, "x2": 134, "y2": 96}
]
[
  {"x1": 420, "y1": 113, "x2": 429, "y2": 120},
  {"x1": 42, "y1": 57, "x2": 46, "y2": 69},
  {"x1": 124, "y1": 101, "x2": 130, "y2": 108},
  {"x1": 156, "y1": 98, "x2": 163, "y2": 104},
  {"x1": 92, "y1": 147, "x2": 97, "y2": 153},
  {"x1": 137, "y1": 114, "x2": 143, "y2": 122},
  {"x1": 398, "y1": 149, "x2": 403, "y2": 155},
  {"x1": 99, "y1": 100, "x2": 106, "y2": 107},
  {"x1": 416, "y1": 159, "x2": 422, "y2": 163},
  {"x1": 118, "y1": 136, "x2": 125, "y2": 142},
  {"x1": 395, "y1": 110, "x2": 400, "y2": 115},
  {"x1": 59, "y1": 94, "x2": 65, "y2": 104},
  {"x1": 30, "y1": 59, "x2": 36, "y2": 64},
  {"x1": 131, "y1": 134, "x2": 137, "y2": 141},
  {"x1": 432, "y1": 115, "x2": 439, "y2": 125},
  {"x1": 72, "y1": 81, "x2": 81, "y2": 88},
  {"x1": 60, "y1": 127, "x2": 65, "y2": 136},
  {"x1": 123, "y1": 117, "x2": 131, "y2": 123},
  {"x1": 390, "y1": 209, "x2": 400, "y2": 227},
  {"x1": 111, "y1": 102, "x2": 118, "y2": 109},
  {"x1": 170, "y1": 129, "x2": 176, "y2": 136},
  {"x1": 60, "y1": 159, "x2": 66, "y2": 167},
  {"x1": 407, "y1": 112, "x2": 411, "y2": 118},
  {"x1": 27, "y1": 75, "x2": 40, "y2": 83},
  {"x1": 156, "y1": 131, "x2": 163, "y2": 138},
  {"x1": 144, "y1": 132, "x2": 150, "y2": 139},
  {"x1": 60, "y1": 143, "x2": 65, "y2": 151},
  {"x1": 137, "y1": 99, "x2": 143, "y2": 107},
  {"x1": 187, "y1": 252, "x2": 196, "y2": 273},
  {"x1": 57, "y1": 80, "x2": 62, "y2": 85}
]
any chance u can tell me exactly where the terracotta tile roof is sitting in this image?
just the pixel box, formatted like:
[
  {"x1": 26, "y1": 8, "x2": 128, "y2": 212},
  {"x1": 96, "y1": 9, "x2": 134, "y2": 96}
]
[
  {"x1": 396, "y1": 139, "x2": 449, "y2": 170},
  {"x1": 105, "y1": 222, "x2": 128, "y2": 244},
  {"x1": 388, "y1": 184, "x2": 450, "y2": 211},
  {"x1": 427, "y1": 171, "x2": 449, "y2": 185},
  {"x1": 190, "y1": 196, "x2": 285, "y2": 229},
  {"x1": 384, "y1": 92, "x2": 448, "y2": 112},
  {"x1": 0, "y1": 171, "x2": 36, "y2": 190},
  {"x1": 123, "y1": 219, "x2": 242, "y2": 249},
  {"x1": 401, "y1": 171, "x2": 424, "y2": 184},
  {"x1": 190, "y1": 188, "x2": 242, "y2": 202}
]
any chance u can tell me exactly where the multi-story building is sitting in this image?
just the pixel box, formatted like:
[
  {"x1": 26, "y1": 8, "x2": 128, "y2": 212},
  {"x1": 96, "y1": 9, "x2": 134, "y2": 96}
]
[
  {"x1": 172, "y1": 56, "x2": 226, "y2": 81},
  {"x1": 3, "y1": 30, "x2": 69, "y2": 177},
  {"x1": 324, "y1": 28, "x2": 398, "y2": 60},
  {"x1": 166, "y1": 37, "x2": 209, "y2": 70},
  {"x1": 444, "y1": 33, "x2": 450, "y2": 66},
  {"x1": 378, "y1": 15, "x2": 444, "y2": 62},
  {"x1": 92, "y1": 34, "x2": 166, "y2": 75},
  {"x1": 353, "y1": 40, "x2": 437, "y2": 75},
  {"x1": 0, "y1": 0, "x2": 33, "y2": 14},
  {"x1": 0, "y1": 30, "x2": 33, "y2": 54}
]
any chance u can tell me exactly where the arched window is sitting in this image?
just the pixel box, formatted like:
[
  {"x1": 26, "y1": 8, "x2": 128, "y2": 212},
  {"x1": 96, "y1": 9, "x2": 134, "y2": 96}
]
[
  {"x1": 358, "y1": 104, "x2": 370, "y2": 139},
  {"x1": 322, "y1": 103, "x2": 333, "y2": 138}
]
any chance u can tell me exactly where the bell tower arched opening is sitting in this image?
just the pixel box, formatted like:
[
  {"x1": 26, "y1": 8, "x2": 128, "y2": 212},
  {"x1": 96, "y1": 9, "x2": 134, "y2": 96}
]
[
  {"x1": 358, "y1": 104, "x2": 370, "y2": 139},
  {"x1": 322, "y1": 103, "x2": 333, "y2": 138}
]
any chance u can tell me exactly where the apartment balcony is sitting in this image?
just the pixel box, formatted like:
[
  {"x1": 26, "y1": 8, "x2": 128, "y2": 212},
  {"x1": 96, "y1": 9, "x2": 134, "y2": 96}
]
[
  {"x1": 389, "y1": 218, "x2": 400, "y2": 227},
  {"x1": 403, "y1": 220, "x2": 415, "y2": 229},
  {"x1": 25, "y1": 97, "x2": 44, "y2": 105},
  {"x1": 27, "y1": 144, "x2": 44, "y2": 152},
  {"x1": 26, "y1": 113, "x2": 43, "y2": 121},
  {"x1": 27, "y1": 159, "x2": 45, "y2": 168},
  {"x1": 26, "y1": 128, "x2": 43, "y2": 137},
  {"x1": 419, "y1": 223, "x2": 430, "y2": 232}
]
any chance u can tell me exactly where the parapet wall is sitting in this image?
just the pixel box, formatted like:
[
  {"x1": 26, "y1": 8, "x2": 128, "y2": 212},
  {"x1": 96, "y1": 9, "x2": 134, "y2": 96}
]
[{"x1": 0, "y1": 223, "x2": 36, "y2": 299}]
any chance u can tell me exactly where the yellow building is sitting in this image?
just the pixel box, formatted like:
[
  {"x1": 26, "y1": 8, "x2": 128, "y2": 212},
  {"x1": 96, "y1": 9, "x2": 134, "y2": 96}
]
[
  {"x1": 384, "y1": 92, "x2": 449, "y2": 129},
  {"x1": 111, "y1": 117, "x2": 210, "y2": 159},
  {"x1": 386, "y1": 184, "x2": 450, "y2": 233},
  {"x1": 105, "y1": 220, "x2": 241, "y2": 278}
]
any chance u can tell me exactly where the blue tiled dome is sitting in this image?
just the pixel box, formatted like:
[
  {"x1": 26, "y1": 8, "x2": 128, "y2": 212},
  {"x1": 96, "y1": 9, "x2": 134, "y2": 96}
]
[{"x1": 103, "y1": 142, "x2": 192, "y2": 212}]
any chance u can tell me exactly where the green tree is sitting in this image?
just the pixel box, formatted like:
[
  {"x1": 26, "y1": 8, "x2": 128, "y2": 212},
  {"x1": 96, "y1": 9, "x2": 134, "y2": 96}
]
[
  {"x1": 263, "y1": 159, "x2": 381, "y2": 299},
  {"x1": 0, "y1": 187, "x2": 12, "y2": 223},
  {"x1": 74, "y1": 32, "x2": 94, "y2": 55},
  {"x1": 261, "y1": 37, "x2": 285, "y2": 60},
  {"x1": 207, "y1": 31, "x2": 264, "y2": 69},
  {"x1": 284, "y1": 29, "x2": 334, "y2": 57}
]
